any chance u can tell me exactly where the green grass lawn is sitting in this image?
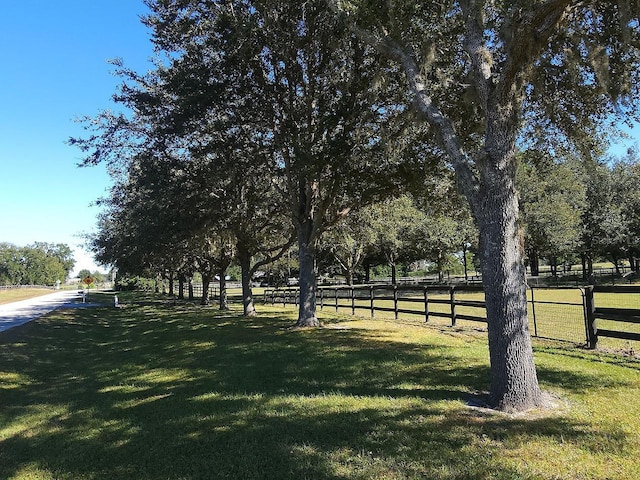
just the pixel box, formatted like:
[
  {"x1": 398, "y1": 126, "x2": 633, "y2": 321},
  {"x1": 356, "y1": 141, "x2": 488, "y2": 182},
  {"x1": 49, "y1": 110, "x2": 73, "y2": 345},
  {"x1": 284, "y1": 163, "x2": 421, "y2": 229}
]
[{"x1": 1, "y1": 291, "x2": 639, "y2": 479}]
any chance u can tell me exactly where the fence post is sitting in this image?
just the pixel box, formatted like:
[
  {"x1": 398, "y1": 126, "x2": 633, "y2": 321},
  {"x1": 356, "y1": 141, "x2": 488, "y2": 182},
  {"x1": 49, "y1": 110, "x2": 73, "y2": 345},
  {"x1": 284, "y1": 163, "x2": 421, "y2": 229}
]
[
  {"x1": 529, "y1": 286, "x2": 538, "y2": 337},
  {"x1": 583, "y1": 285, "x2": 598, "y2": 349},
  {"x1": 351, "y1": 286, "x2": 355, "y2": 315},
  {"x1": 424, "y1": 287, "x2": 429, "y2": 323},
  {"x1": 450, "y1": 286, "x2": 457, "y2": 326},
  {"x1": 320, "y1": 288, "x2": 324, "y2": 310},
  {"x1": 370, "y1": 285, "x2": 375, "y2": 318},
  {"x1": 393, "y1": 285, "x2": 399, "y2": 320},
  {"x1": 335, "y1": 288, "x2": 339, "y2": 312}
]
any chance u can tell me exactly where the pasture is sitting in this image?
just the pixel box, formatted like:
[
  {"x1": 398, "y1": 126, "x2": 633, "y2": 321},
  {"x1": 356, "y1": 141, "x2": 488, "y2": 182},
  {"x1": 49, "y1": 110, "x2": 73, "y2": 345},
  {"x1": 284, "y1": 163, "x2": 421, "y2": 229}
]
[{"x1": 0, "y1": 290, "x2": 639, "y2": 479}]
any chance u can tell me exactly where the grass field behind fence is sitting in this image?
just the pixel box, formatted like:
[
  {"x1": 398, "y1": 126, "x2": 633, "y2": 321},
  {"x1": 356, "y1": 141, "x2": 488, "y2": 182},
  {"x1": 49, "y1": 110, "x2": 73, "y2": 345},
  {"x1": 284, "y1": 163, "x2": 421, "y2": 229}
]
[
  {"x1": 297, "y1": 286, "x2": 639, "y2": 353},
  {"x1": 1, "y1": 291, "x2": 640, "y2": 479}
]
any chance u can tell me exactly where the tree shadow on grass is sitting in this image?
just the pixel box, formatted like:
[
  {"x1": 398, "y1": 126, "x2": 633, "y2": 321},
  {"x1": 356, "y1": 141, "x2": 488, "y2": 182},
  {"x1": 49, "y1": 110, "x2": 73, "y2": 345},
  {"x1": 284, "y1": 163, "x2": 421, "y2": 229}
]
[{"x1": 0, "y1": 302, "x2": 635, "y2": 479}]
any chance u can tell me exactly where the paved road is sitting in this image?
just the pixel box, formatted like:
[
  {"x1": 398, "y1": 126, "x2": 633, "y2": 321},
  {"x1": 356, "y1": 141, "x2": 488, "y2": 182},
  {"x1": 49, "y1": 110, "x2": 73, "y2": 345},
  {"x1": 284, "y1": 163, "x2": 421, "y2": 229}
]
[{"x1": 0, "y1": 290, "x2": 86, "y2": 333}]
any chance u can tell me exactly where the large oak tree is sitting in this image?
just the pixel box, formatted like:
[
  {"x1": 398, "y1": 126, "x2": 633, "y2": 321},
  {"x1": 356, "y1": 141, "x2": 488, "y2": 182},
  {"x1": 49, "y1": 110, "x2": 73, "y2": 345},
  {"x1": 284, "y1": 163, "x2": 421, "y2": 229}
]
[{"x1": 335, "y1": 0, "x2": 640, "y2": 411}]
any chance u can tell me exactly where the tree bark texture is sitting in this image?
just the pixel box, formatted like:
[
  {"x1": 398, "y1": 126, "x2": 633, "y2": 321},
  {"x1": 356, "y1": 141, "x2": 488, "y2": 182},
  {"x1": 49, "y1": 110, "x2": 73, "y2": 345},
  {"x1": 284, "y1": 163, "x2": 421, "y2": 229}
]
[
  {"x1": 201, "y1": 274, "x2": 211, "y2": 306},
  {"x1": 295, "y1": 220, "x2": 319, "y2": 327},
  {"x1": 477, "y1": 174, "x2": 543, "y2": 412}
]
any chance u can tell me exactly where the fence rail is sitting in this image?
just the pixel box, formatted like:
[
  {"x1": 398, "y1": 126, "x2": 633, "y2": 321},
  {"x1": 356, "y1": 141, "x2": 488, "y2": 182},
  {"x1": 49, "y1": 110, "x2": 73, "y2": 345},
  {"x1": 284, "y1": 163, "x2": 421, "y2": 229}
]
[
  {"x1": 585, "y1": 285, "x2": 640, "y2": 346},
  {"x1": 264, "y1": 284, "x2": 640, "y2": 347}
]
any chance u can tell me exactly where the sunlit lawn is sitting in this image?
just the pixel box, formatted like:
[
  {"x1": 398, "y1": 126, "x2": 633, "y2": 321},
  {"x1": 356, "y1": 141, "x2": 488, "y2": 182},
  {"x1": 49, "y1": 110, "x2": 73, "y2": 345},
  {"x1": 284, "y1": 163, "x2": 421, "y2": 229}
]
[
  {"x1": 0, "y1": 288, "x2": 56, "y2": 305},
  {"x1": 1, "y1": 291, "x2": 639, "y2": 479}
]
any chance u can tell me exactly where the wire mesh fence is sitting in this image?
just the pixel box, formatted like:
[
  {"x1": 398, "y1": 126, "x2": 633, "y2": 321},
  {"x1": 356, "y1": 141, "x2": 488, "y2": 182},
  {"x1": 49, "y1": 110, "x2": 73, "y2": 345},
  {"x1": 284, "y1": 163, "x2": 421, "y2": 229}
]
[{"x1": 527, "y1": 287, "x2": 586, "y2": 343}]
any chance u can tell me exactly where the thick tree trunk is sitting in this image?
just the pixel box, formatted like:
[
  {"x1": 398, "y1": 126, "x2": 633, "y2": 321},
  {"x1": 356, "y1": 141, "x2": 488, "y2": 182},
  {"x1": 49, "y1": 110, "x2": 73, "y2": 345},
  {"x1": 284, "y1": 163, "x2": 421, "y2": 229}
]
[
  {"x1": 478, "y1": 181, "x2": 543, "y2": 412},
  {"x1": 238, "y1": 246, "x2": 257, "y2": 316},
  {"x1": 201, "y1": 274, "x2": 211, "y2": 305},
  {"x1": 168, "y1": 271, "x2": 174, "y2": 296},
  {"x1": 178, "y1": 274, "x2": 185, "y2": 300},
  {"x1": 391, "y1": 262, "x2": 397, "y2": 285},
  {"x1": 295, "y1": 221, "x2": 319, "y2": 327}
]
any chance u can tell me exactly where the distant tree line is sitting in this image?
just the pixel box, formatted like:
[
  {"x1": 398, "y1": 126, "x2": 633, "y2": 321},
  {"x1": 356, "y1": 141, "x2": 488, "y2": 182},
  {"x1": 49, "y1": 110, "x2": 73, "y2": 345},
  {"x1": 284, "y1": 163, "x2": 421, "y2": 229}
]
[
  {"x1": 0, "y1": 243, "x2": 75, "y2": 286},
  {"x1": 519, "y1": 148, "x2": 640, "y2": 279}
]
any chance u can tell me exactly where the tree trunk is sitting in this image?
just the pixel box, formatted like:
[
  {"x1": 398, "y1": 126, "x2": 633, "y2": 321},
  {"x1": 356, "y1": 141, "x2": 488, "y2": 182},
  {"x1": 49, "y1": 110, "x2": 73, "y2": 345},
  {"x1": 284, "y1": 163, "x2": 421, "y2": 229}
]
[
  {"x1": 295, "y1": 220, "x2": 319, "y2": 327},
  {"x1": 612, "y1": 256, "x2": 621, "y2": 275},
  {"x1": 345, "y1": 269, "x2": 354, "y2": 286},
  {"x1": 528, "y1": 249, "x2": 540, "y2": 276},
  {"x1": 168, "y1": 271, "x2": 175, "y2": 296},
  {"x1": 477, "y1": 180, "x2": 543, "y2": 412},
  {"x1": 463, "y1": 244, "x2": 469, "y2": 282},
  {"x1": 188, "y1": 277, "x2": 194, "y2": 301},
  {"x1": 238, "y1": 246, "x2": 256, "y2": 316},
  {"x1": 201, "y1": 274, "x2": 211, "y2": 305},
  {"x1": 391, "y1": 262, "x2": 397, "y2": 285},
  {"x1": 550, "y1": 257, "x2": 558, "y2": 277},
  {"x1": 178, "y1": 274, "x2": 185, "y2": 300},
  {"x1": 364, "y1": 261, "x2": 371, "y2": 283},
  {"x1": 219, "y1": 268, "x2": 229, "y2": 310}
]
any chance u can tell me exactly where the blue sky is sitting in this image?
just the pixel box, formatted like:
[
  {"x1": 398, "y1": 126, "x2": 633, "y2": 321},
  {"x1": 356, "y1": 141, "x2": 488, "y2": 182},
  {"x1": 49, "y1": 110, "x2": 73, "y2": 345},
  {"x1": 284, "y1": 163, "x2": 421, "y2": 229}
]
[
  {"x1": 0, "y1": 1, "x2": 153, "y2": 275},
  {"x1": 0, "y1": 2, "x2": 638, "y2": 276}
]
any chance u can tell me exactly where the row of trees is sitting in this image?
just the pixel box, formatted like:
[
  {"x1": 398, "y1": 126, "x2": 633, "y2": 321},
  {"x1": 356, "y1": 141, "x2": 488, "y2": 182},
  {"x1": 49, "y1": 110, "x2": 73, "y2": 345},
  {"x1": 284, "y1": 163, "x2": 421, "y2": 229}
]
[
  {"x1": 0, "y1": 243, "x2": 75, "y2": 286},
  {"x1": 73, "y1": 1, "x2": 639, "y2": 412}
]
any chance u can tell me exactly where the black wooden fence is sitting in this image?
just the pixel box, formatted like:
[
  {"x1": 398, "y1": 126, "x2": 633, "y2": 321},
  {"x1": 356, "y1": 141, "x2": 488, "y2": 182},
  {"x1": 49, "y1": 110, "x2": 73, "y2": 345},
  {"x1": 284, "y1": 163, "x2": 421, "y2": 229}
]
[
  {"x1": 263, "y1": 284, "x2": 640, "y2": 347},
  {"x1": 584, "y1": 285, "x2": 640, "y2": 347}
]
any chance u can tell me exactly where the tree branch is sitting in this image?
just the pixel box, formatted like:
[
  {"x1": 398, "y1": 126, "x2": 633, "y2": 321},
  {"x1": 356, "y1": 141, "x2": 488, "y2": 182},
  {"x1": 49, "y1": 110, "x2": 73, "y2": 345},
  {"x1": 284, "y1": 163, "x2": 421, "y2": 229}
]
[{"x1": 349, "y1": 23, "x2": 481, "y2": 208}]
